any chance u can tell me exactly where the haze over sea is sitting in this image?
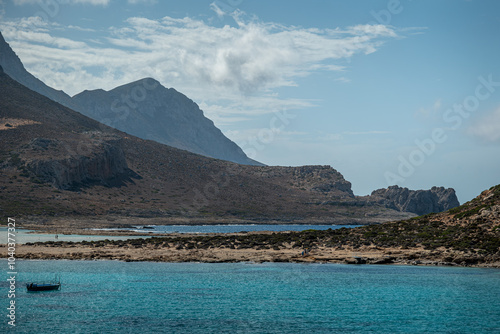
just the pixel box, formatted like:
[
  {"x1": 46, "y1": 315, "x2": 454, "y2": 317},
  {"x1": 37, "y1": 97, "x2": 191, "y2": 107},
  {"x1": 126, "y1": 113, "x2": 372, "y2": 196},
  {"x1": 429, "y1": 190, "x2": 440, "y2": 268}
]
[{"x1": 3, "y1": 259, "x2": 499, "y2": 333}]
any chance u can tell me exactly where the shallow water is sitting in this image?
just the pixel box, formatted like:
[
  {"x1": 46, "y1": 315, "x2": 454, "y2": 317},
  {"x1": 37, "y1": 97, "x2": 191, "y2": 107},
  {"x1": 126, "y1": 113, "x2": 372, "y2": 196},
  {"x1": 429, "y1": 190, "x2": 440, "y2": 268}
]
[
  {"x1": 2, "y1": 260, "x2": 499, "y2": 333},
  {"x1": 0, "y1": 227, "x2": 151, "y2": 244},
  {"x1": 1, "y1": 225, "x2": 357, "y2": 244},
  {"x1": 96, "y1": 224, "x2": 358, "y2": 234}
]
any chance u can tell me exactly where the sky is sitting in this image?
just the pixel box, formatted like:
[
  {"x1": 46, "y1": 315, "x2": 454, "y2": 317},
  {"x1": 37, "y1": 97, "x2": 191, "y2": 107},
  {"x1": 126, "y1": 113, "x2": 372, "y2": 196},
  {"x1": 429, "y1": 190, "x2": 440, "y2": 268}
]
[{"x1": 1, "y1": 0, "x2": 499, "y2": 203}]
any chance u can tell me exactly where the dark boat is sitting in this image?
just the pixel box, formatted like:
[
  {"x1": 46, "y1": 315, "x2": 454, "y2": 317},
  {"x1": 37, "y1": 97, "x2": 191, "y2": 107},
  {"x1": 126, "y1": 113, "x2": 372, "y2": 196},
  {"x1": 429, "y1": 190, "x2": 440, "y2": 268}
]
[
  {"x1": 26, "y1": 283, "x2": 61, "y2": 291},
  {"x1": 26, "y1": 276, "x2": 61, "y2": 292}
]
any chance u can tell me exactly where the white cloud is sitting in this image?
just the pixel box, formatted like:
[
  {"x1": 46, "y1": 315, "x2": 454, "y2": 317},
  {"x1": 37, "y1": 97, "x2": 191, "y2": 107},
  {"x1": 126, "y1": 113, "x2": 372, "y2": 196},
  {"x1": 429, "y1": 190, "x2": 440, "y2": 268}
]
[
  {"x1": 1, "y1": 12, "x2": 403, "y2": 124},
  {"x1": 335, "y1": 76, "x2": 351, "y2": 83},
  {"x1": 343, "y1": 131, "x2": 390, "y2": 135},
  {"x1": 67, "y1": 25, "x2": 96, "y2": 32},
  {"x1": 128, "y1": 0, "x2": 158, "y2": 4},
  {"x1": 110, "y1": 17, "x2": 397, "y2": 95},
  {"x1": 14, "y1": 0, "x2": 110, "y2": 5},
  {"x1": 467, "y1": 107, "x2": 500, "y2": 143},
  {"x1": 209, "y1": 2, "x2": 226, "y2": 18}
]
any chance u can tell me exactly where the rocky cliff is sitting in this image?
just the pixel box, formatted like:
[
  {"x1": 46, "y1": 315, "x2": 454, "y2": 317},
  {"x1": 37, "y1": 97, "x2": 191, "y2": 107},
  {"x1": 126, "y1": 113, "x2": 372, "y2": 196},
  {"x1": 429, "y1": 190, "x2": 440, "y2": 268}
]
[
  {"x1": 367, "y1": 185, "x2": 460, "y2": 216},
  {"x1": 251, "y1": 165, "x2": 354, "y2": 198},
  {"x1": 24, "y1": 137, "x2": 133, "y2": 190}
]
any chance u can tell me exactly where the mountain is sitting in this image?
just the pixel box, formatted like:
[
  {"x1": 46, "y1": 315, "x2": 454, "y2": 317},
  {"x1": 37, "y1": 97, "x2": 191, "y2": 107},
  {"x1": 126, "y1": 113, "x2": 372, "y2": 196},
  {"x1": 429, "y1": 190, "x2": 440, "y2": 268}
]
[
  {"x1": 366, "y1": 185, "x2": 460, "y2": 216},
  {"x1": 0, "y1": 32, "x2": 76, "y2": 109},
  {"x1": 72, "y1": 79, "x2": 262, "y2": 166},
  {"x1": 0, "y1": 66, "x2": 415, "y2": 223},
  {"x1": 0, "y1": 31, "x2": 260, "y2": 166},
  {"x1": 0, "y1": 33, "x2": 458, "y2": 222}
]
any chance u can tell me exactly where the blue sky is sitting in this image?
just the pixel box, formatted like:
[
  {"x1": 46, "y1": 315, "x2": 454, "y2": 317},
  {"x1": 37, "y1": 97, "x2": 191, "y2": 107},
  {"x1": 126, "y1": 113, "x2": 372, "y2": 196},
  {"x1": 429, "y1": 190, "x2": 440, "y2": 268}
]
[{"x1": 1, "y1": 0, "x2": 499, "y2": 203}]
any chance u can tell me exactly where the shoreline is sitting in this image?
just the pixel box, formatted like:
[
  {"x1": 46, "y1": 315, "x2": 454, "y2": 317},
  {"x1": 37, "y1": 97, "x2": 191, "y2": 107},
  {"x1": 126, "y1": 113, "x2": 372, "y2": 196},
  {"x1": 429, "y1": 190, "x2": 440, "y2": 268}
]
[
  {"x1": 2, "y1": 236, "x2": 498, "y2": 268},
  {"x1": 2, "y1": 245, "x2": 498, "y2": 268},
  {"x1": 3, "y1": 206, "x2": 498, "y2": 269}
]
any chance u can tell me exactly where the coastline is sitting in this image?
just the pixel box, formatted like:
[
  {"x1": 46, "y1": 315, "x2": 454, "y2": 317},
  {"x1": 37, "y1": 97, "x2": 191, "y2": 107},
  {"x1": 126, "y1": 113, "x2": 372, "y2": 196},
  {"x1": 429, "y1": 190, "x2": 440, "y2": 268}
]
[
  {"x1": 4, "y1": 192, "x2": 499, "y2": 269},
  {"x1": 2, "y1": 231, "x2": 499, "y2": 268}
]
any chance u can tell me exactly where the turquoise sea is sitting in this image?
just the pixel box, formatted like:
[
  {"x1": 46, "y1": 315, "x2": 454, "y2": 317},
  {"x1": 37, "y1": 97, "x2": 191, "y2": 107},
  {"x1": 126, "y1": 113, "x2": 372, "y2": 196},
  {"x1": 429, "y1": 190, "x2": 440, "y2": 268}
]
[{"x1": 2, "y1": 260, "x2": 500, "y2": 333}]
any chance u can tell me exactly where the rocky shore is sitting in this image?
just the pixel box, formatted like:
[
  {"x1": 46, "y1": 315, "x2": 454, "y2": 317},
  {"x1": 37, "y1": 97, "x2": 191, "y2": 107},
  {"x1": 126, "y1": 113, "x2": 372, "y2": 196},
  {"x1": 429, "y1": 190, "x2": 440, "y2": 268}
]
[{"x1": 2, "y1": 228, "x2": 498, "y2": 268}]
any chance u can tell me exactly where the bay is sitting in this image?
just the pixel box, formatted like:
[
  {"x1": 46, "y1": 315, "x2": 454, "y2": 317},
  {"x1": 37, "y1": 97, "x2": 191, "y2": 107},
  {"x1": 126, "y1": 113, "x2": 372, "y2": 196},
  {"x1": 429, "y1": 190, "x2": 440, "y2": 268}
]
[{"x1": 2, "y1": 260, "x2": 499, "y2": 333}]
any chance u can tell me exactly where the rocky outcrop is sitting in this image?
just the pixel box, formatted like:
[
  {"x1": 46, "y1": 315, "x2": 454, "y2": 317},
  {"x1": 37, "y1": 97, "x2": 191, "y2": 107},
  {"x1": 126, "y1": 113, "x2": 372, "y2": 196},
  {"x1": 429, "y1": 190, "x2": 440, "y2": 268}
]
[
  {"x1": 26, "y1": 139, "x2": 133, "y2": 190},
  {"x1": 291, "y1": 165, "x2": 354, "y2": 197},
  {"x1": 367, "y1": 185, "x2": 460, "y2": 215},
  {"x1": 252, "y1": 165, "x2": 354, "y2": 198},
  {"x1": 479, "y1": 205, "x2": 500, "y2": 220}
]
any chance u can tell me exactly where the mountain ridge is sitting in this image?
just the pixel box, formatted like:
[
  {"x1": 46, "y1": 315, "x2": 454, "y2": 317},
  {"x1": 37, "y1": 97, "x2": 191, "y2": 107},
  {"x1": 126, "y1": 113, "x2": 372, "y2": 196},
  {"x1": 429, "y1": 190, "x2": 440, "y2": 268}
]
[
  {"x1": 1, "y1": 67, "x2": 413, "y2": 224},
  {"x1": 0, "y1": 32, "x2": 77, "y2": 108},
  {"x1": 0, "y1": 31, "x2": 261, "y2": 166},
  {"x1": 72, "y1": 77, "x2": 262, "y2": 166}
]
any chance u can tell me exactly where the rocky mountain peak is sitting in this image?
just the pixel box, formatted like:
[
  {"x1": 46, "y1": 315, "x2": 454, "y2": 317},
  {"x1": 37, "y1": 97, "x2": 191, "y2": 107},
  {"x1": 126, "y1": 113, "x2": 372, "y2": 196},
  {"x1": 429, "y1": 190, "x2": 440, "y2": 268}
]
[{"x1": 72, "y1": 78, "x2": 262, "y2": 165}]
